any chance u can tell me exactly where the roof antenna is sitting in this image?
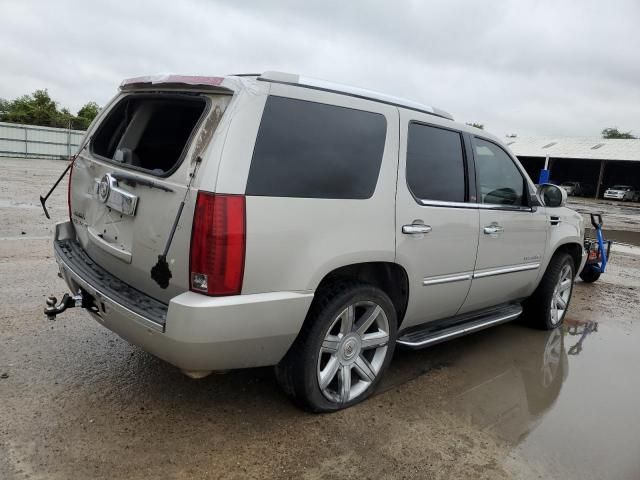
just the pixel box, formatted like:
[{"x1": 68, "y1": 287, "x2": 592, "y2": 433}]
[{"x1": 150, "y1": 156, "x2": 202, "y2": 289}]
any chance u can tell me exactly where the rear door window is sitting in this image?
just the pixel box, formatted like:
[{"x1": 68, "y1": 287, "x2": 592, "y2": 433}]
[
  {"x1": 246, "y1": 96, "x2": 387, "y2": 199},
  {"x1": 406, "y1": 123, "x2": 467, "y2": 203}
]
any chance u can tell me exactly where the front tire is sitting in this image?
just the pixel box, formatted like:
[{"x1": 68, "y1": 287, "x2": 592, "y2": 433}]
[
  {"x1": 524, "y1": 253, "x2": 575, "y2": 330},
  {"x1": 276, "y1": 281, "x2": 397, "y2": 412}
]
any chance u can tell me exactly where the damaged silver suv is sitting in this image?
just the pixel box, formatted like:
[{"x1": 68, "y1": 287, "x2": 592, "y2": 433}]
[{"x1": 45, "y1": 72, "x2": 586, "y2": 412}]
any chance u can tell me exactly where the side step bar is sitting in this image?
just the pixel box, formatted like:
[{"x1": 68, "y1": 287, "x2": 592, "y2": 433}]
[{"x1": 397, "y1": 304, "x2": 523, "y2": 349}]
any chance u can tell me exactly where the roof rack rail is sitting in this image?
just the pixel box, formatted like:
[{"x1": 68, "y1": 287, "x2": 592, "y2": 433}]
[{"x1": 257, "y1": 71, "x2": 454, "y2": 121}]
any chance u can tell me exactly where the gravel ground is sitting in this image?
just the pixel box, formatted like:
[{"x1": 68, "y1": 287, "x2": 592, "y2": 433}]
[{"x1": 1, "y1": 158, "x2": 639, "y2": 479}]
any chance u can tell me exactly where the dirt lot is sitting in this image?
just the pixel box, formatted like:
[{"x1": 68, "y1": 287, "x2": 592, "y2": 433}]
[{"x1": 1, "y1": 158, "x2": 640, "y2": 480}]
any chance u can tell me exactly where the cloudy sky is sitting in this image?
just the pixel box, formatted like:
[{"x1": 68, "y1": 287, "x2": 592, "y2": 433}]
[{"x1": 2, "y1": 0, "x2": 639, "y2": 137}]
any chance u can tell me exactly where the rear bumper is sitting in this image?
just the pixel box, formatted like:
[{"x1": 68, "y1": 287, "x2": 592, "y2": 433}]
[{"x1": 53, "y1": 221, "x2": 313, "y2": 372}]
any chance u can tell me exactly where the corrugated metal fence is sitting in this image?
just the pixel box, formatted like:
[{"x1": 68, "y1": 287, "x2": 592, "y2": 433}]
[{"x1": 0, "y1": 121, "x2": 85, "y2": 159}]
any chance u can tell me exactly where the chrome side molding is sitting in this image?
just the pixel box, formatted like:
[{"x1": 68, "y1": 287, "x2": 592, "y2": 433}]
[
  {"x1": 419, "y1": 198, "x2": 535, "y2": 212},
  {"x1": 422, "y1": 273, "x2": 472, "y2": 286},
  {"x1": 422, "y1": 262, "x2": 539, "y2": 286},
  {"x1": 473, "y1": 262, "x2": 540, "y2": 279}
]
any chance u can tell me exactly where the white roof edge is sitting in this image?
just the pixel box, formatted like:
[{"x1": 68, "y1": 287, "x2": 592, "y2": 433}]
[
  {"x1": 508, "y1": 136, "x2": 640, "y2": 162},
  {"x1": 258, "y1": 71, "x2": 454, "y2": 120}
]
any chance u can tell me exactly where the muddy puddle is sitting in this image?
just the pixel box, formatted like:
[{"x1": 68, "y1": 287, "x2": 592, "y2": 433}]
[
  {"x1": 586, "y1": 228, "x2": 640, "y2": 247},
  {"x1": 379, "y1": 315, "x2": 640, "y2": 479}
]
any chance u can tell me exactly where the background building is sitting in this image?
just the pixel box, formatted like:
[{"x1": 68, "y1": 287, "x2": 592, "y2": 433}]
[{"x1": 509, "y1": 137, "x2": 640, "y2": 198}]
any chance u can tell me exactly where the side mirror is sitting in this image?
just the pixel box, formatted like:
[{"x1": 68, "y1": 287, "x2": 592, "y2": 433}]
[{"x1": 537, "y1": 183, "x2": 567, "y2": 207}]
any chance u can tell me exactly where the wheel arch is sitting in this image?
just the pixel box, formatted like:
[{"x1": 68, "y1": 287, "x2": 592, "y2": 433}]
[
  {"x1": 552, "y1": 242, "x2": 584, "y2": 275},
  {"x1": 312, "y1": 262, "x2": 410, "y2": 328}
]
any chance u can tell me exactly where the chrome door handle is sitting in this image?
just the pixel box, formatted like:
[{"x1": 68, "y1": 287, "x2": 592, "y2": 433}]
[
  {"x1": 483, "y1": 225, "x2": 504, "y2": 235},
  {"x1": 402, "y1": 224, "x2": 432, "y2": 235}
]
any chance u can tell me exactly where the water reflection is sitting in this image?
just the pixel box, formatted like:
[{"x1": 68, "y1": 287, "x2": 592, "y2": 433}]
[
  {"x1": 565, "y1": 318, "x2": 599, "y2": 355},
  {"x1": 382, "y1": 318, "x2": 606, "y2": 445},
  {"x1": 443, "y1": 326, "x2": 569, "y2": 443}
]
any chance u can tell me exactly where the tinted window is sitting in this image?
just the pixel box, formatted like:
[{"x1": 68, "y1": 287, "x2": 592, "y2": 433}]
[
  {"x1": 246, "y1": 96, "x2": 387, "y2": 199},
  {"x1": 406, "y1": 123, "x2": 466, "y2": 202},
  {"x1": 474, "y1": 138, "x2": 525, "y2": 206}
]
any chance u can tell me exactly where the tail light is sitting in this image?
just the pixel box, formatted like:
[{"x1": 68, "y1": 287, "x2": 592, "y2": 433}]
[
  {"x1": 67, "y1": 162, "x2": 74, "y2": 220},
  {"x1": 190, "y1": 192, "x2": 246, "y2": 296}
]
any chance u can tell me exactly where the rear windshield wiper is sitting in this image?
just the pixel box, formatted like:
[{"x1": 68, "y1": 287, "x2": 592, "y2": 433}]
[{"x1": 111, "y1": 173, "x2": 174, "y2": 193}]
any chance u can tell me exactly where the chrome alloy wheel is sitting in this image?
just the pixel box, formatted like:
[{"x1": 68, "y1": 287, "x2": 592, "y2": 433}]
[
  {"x1": 317, "y1": 301, "x2": 390, "y2": 404},
  {"x1": 550, "y1": 264, "x2": 572, "y2": 325}
]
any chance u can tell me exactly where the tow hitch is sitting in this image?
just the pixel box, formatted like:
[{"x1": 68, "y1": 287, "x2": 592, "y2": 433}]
[{"x1": 44, "y1": 290, "x2": 95, "y2": 320}]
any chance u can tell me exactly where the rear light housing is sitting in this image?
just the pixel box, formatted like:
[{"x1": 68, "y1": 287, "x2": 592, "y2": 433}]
[
  {"x1": 67, "y1": 162, "x2": 74, "y2": 220},
  {"x1": 190, "y1": 192, "x2": 246, "y2": 296}
]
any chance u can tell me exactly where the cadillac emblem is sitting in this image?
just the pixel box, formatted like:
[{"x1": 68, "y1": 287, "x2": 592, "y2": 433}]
[{"x1": 98, "y1": 174, "x2": 111, "y2": 203}]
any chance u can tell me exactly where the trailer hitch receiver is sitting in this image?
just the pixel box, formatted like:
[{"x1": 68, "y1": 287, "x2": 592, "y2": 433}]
[{"x1": 44, "y1": 291, "x2": 89, "y2": 320}]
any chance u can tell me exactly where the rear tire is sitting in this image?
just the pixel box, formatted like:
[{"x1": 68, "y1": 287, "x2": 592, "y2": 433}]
[
  {"x1": 523, "y1": 253, "x2": 574, "y2": 330},
  {"x1": 579, "y1": 265, "x2": 601, "y2": 283},
  {"x1": 275, "y1": 281, "x2": 397, "y2": 412}
]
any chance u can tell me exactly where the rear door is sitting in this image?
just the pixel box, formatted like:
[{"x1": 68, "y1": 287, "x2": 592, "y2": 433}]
[
  {"x1": 70, "y1": 88, "x2": 232, "y2": 303},
  {"x1": 459, "y1": 136, "x2": 548, "y2": 313},
  {"x1": 395, "y1": 113, "x2": 480, "y2": 329}
]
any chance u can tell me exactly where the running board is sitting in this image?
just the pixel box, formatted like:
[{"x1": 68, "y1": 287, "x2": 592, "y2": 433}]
[{"x1": 397, "y1": 304, "x2": 523, "y2": 349}]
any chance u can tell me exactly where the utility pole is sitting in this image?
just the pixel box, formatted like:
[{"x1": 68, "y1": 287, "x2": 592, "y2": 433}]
[{"x1": 595, "y1": 160, "x2": 606, "y2": 199}]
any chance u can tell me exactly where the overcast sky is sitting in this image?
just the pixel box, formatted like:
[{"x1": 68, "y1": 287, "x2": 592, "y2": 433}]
[{"x1": 2, "y1": 0, "x2": 639, "y2": 137}]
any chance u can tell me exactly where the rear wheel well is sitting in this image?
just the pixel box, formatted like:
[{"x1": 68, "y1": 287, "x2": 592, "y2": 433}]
[
  {"x1": 554, "y1": 243, "x2": 583, "y2": 274},
  {"x1": 315, "y1": 262, "x2": 410, "y2": 327}
]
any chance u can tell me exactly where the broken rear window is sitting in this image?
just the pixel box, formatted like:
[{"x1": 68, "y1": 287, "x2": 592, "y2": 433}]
[{"x1": 91, "y1": 94, "x2": 207, "y2": 176}]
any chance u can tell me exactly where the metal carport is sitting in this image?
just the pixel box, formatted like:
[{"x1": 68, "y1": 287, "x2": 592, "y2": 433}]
[{"x1": 508, "y1": 137, "x2": 640, "y2": 199}]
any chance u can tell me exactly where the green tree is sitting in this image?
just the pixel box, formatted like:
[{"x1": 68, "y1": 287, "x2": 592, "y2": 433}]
[
  {"x1": 75, "y1": 101, "x2": 100, "y2": 130},
  {"x1": 57, "y1": 107, "x2": 75, "y2": 128},
  {"x1": 0, "y1": 90, "x2": 99, "y2": 130},
  {"x1": 466, "y1": 122, "x2": 484, "y2": 129},
  {"x1": 1, "y1": 89, "x2": 60, "y2": 127},
  {"x1": 601, "y1": 127, "x2": 636, "y2": 139}
]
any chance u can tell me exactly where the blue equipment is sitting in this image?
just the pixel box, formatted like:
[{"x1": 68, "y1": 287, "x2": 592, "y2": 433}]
[{"x1": 579, "y1": 213, "x2": 612, "y2": 283}]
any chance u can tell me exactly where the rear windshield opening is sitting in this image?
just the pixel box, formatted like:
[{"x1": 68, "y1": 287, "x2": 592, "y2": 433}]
[{"x1": 91, "y1": 94, "x2": 207, "y2": 175}]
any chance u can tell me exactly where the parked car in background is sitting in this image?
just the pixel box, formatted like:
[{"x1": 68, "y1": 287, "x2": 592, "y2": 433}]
[
  {"x1": 603, "y1": 185, "x2": 639, "y2": 201},
  {"x1": 560, "y1": 181, "x2": 583, "y2": 196},
  {"x1": 46, "y1": 72, "x2": 586, "y2": 412}
]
